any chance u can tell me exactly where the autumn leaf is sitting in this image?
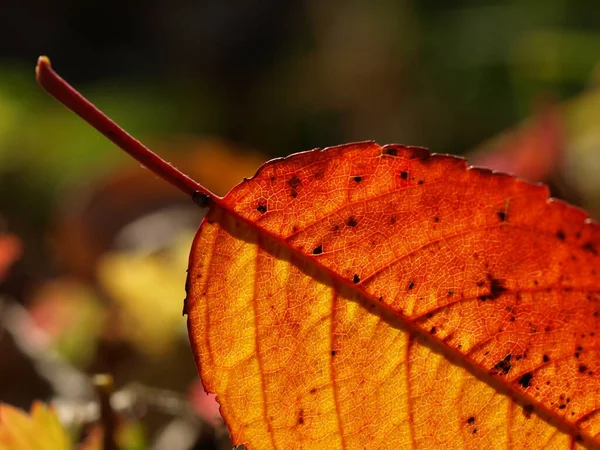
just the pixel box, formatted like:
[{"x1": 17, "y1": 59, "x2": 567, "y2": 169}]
[
  {"x1": 186, "y1": 142, "x2": 600, "y2": 449},
  {"x1": 36, "y1": 57, "x2": 600, "y2": 449}
]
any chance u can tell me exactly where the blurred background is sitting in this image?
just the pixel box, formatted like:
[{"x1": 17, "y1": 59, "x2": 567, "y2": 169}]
[{"x1": 0, "y1": 1, "x2": 600, "y2": 448}]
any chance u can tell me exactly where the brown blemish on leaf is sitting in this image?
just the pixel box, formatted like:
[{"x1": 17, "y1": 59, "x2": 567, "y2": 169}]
[
  {"x1": 518, "y1": 373, "x2": 533, "y2": 388},
  {"x1": 523, "y1": 404, "x2": 534, "y2": 419},
  {"x1": 478, "y1": 275, "x2": 507, "y2": 301},
  {"x1": 297, "y1": 409, "x2": 304, "y2": 425},
  {"x1": 288, "y1": 175, "x2": 302, "y2": 198},
  {"x1": 491, "y1": 354, "x2": 512, "y2": 375},
  {"x1": 583, "y1": 241, "x2": 598, "y2": 255}
]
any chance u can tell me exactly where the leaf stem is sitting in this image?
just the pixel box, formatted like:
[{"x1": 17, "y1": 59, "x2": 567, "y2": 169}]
[{"x1": 35, "y1": 56, "x2": 216, "y2": 203}]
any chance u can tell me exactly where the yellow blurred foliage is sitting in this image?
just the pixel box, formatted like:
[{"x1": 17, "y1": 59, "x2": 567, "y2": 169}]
[
  {"x1": 0, "y1": 402, "x2": 70, "y2": 450},
  {"x1": 98, "y1": 232, "x2": 195, "y2": 358}
]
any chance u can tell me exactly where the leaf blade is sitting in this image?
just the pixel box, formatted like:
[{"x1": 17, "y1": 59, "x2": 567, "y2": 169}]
[{"x1": 188, "y1": 142, "x2": 600, "y2": 449}]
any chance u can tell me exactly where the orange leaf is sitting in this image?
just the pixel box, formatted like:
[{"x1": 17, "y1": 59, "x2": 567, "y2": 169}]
[
  {"x1": 35, "y1": 58, "x2": 600, "y2": 450},
  {"x1": 186, "y1": 142, "x2": 600, "y2": 449}
]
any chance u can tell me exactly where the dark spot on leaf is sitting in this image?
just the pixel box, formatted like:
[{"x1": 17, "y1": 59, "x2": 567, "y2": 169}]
[
  {"x1": 353, "y1": 176, "x2": 362, "y2": 182},
  {"x1": 497, "y1": 211, "x2": 507, "y2": 222},
  {"x1": 433, "y1": 216, "x2": 440, "y2": 223},
  {"x1": 257, "y1": 203, "x2": 267, "y2": 214},
  {"x1": 583, "y1": 241, "x2": 598, "y2": 255},
  {"x1": 297, "y1": 409, "x2": 304, "y2": 425},
  {"x1": 543, "y1": 354, "x2": 550, "y2": 363},
  {"x1": 292, "y1": 226, "x2": 298, "y2": 233},
  {"x1": 491, "y1": 354, "x2": 512, "y2": 375},
  {"x1": 479, "y1": 275, "x2": 507, "y2": 301},
  {"x1": 346, "y1": 216, "x2": 358, "y2": 227},
  {"x1": 518, "y1": 373, "x2": 533, "y2": 388},
  {"x1": 390, "y1": 215, "x2": 397, "y2": 224},
  {"x1": 472, "y1": 428, "x2": 477, "y2": 434},
  {"x1": 384, "y1": 148, "x2": 398, "y2": 156},
  {"x1": 353, "y1": 274, "x2": 360, "y2": 284},
  {"x1": 556, "y1": 230, "x2": 566, "y2": 241},
  {"x1": 418, "y1": 180, "x2": 424, "y2": 185},
  {"x1": 331, "y1": 350, "x2": 336, "y2": 357},
  {"x1": 288, "y1": 175, "x2": 301, "y2": 198},
  {"x1": 579, "y1": 364, "x2": 588, "y2": 373},
  {"x1": 400, "y1": 171, "x2": 408, "y2": 180},
  {"x1": 447, "y1": 290, "x2": 454, "y2": 296},
  {"x1": 467, "y1": 416, "x2": 475, "y2": 425},
  {"x1": 430, "y1": 327, "x2": 437, "y2": 335},
  {"x1": 309, "y1": 388, "x2": 317, "y2": 394},
  {"x1": 559, "y1": 404, "x2": 566, "y2": 410},
  {"x1": 523, "y1": 404, "x2": 534, "y2": 419},
  {"x1": 408, "y1": 281, "x2": 415, "y2": 290},
  {"x1": 313, "y1": 245, "x2": 323, "y2": 255}
]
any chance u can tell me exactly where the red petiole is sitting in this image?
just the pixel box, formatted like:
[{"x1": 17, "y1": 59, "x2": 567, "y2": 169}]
[{"x1": 35, "y1": 56, "x2": 216, "y2": 206}]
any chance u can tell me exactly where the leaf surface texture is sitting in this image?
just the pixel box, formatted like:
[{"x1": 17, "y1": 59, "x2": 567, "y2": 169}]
[{"x1": 187, "y1": 142, "x2": 600, "y2": 449}]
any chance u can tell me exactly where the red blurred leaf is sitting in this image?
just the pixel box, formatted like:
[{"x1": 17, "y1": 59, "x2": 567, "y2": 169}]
[
  {"x1": 0, "y1": 234, "x2": 21, "y2": 282},
  {"x1": 188, "y1": 379, "x2": 221, "y2": 428},
  {"x1": 471, "y1": 106, "x2": 564, "y2": 182}
]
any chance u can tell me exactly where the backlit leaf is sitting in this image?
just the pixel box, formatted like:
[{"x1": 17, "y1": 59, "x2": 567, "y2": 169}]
[{"x1": 186, "y1": 142, "x2": 600, "y2": 449}]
